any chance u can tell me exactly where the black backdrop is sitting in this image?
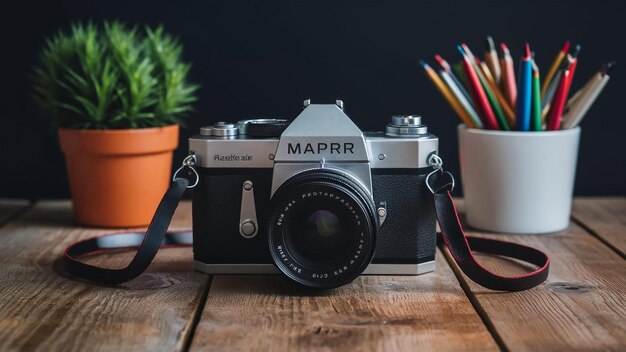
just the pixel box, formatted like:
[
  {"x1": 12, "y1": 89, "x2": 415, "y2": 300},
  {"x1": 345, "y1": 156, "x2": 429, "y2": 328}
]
[{"x1": 1, "y1": 0, "x2": 625, "y2": 199}]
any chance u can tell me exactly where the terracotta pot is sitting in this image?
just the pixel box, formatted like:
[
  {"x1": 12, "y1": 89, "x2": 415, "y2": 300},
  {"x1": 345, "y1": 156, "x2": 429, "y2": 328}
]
[{"x1": 58, "y1": 125, "x2": 179, "y2": 227}]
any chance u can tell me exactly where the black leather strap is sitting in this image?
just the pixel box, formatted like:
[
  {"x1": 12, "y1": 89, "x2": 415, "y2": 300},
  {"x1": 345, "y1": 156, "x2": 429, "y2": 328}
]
[
  {"x1": 434, "y1": 191, "x2": 549, "y2": 291},
  {"x1": 64, "y1": 177, "x2": 549, "y2": 291},
  {"x1": 64, "y1": 178, "x2": 189, "y2": 284}
]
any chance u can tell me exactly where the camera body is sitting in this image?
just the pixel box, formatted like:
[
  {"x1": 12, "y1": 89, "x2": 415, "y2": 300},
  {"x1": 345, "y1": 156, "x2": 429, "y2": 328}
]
[{"x1": 190, "y1": 100, "x2": 439, "y2": 288}]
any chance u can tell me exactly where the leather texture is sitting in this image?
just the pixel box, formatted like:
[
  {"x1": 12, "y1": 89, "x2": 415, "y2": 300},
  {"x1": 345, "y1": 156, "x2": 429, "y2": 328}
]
[
  {"x1": 192, "y1": 168, "x2": 274, "y2": 264},
  {"x1": 194, "y1": 168, "x2": 436, "y2": 266},
  {"x1": 371, "y1": 173, "x2": 436, "y2": 264}
]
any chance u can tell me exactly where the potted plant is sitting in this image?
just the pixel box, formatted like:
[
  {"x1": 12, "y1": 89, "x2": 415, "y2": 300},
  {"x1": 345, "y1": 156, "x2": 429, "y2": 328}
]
[{"x1": 32, "y1": 22, "x2": 198, "y2": 227}]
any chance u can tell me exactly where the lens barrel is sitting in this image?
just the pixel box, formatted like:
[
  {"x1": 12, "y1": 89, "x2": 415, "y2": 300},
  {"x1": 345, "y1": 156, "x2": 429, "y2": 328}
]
[{"x1": 268, "y1": 169, "x2": 377, "y2": 288}]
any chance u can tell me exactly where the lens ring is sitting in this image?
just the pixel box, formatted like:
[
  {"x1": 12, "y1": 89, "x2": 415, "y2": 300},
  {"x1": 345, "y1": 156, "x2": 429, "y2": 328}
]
[{"x1": 267, "y1": 169, "x2": 377, "y2": 288}]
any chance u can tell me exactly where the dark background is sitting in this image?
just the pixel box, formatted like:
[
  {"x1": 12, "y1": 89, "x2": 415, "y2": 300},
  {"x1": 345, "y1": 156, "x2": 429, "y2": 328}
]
[{"x1": 1, "y1": 0, "x2": 625, "y2": 199}]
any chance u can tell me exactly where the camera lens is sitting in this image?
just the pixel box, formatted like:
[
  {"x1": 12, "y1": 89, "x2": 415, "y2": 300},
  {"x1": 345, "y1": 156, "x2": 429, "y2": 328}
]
[
  {"x1": 268, "y1": 169, "x2": 377, "y2": 289},
  {"x1": 289, "y1": 208, "x2": 351, "y2": 265},
  {"x1": 296, "y1": 210, "x2": 345, "y2": 259}
]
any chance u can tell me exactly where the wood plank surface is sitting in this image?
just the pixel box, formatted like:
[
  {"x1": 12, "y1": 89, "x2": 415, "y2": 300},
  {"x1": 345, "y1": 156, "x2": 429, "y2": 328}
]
[
  {"x1": 0, "y1": 200, "x2": 208, "y2": 352},
  {"x1": 443, "y1": 201, "x2": 626, "y2": 351},
  {"x1": 572, "y1": 197, "x2": 626, "y2": 257},
  {"x1": 189, "y1": 248, "x2": 499, "y2": 352},
  {"x1": 3, "y1": 197, "x2": 623, "y2": 351},
  {"x1": 0, "y1": 199, "x2": 30, "y2": 225}
]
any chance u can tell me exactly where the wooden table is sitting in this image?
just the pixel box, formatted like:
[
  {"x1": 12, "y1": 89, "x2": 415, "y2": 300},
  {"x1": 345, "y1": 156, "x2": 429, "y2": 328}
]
[{"x1": 0, "y1": 198, "x2": 624, "y2": 351}]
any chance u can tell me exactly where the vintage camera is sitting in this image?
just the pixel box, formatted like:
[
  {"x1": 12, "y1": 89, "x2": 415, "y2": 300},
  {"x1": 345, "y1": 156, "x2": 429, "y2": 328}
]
[{"x1": 189, "y1": 100, "x2": 439, "y2": 288}]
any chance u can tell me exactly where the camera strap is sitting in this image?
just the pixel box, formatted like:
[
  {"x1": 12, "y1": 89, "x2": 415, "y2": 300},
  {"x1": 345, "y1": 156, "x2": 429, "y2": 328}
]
[
  {"x1": 64, "y1": 178, "x2": 191, "y2": 284},
  {"x1": 63, "y1": 157, "x2": 549, "y2": 291}
]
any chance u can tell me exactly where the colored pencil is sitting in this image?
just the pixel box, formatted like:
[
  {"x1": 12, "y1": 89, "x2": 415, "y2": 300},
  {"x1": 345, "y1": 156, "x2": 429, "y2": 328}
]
[
  {"x1": 439, "y1": 69, "x2": 484, "y2": 128},
  {"x1": 562, "y1": 62, "x2": 614, "y2": 129},
  {"x1": 484, "y1": 36, "x2": 501, "y2": 85},
  {"x1": 563, "y1": 45, "x2": 581, "y2": 95},
  {"x1": 461, "y1": 43, "x2": 477, "y2": 61},
  {"x1": 479, "y1": 61, "x2": 516, "y2": 126},
  {"x1": 541, "y1": 41, "x2": 570, "y2": 99},
  {"x1": 542, "y1": 45, "x2": 579, "y2": 122},
  {"x1": 420, "y1": 39, "x2": 610, "y2": 132},
  {"x1": 452, "y1": 62, "x2": 469, "y2": 89},
  {"x1": 499, "y1": 43, "x2": 517, "y2": 107},
  {"x1": 458, "y1": 46, "x2": 499, "y2": 130},
  {"x1": 566, "y1": 73, "x2": 594, "y2": 108},
  {"x1": 540, "y1": 68, "x2": 564, "y2": 123},
  {"x1": 461, "y1": 44, "x2": 510, "y2": 130},
  {"x1": 420, "y1": 60, "x2": 476, "y2": 128},
  {"x1": 435, "y1": 54, "x2": 473, "y2": 104},
  {"x1": 546, "y1": 60, "x2": 574, "y2": 130},
  {"x1": 531, "y1": 59, "x2": 542, "y2": 131},
  {"x1": 516, "y1": 44, "x2": 533, "y2": 131},
  {"x1": 566, "y1": 65, "x2": 598, "y2": 109},
  {"x1": 546, "y1": 49, "x2": 581, "y2": 125},
  {"x1": 434, "y1": 54, "x2": 452, "y2": 72},
  {"x1": 475, "y1": 59, "x2": 510, "y2": 130},
  {"x1": 542, "y1": 69, "x2": 563, "y2": 109}
]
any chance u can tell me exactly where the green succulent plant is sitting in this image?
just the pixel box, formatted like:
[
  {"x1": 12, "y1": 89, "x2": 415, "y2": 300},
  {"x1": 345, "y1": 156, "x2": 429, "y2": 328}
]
[{"x1": 33, "y1": 21, "x2": 199, "y2": 129}]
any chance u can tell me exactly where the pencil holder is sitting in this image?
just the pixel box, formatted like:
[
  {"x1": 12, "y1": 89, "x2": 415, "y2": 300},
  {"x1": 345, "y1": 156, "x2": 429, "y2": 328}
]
[{"x1": 458, "y1": 125, "x2": 581, "y2": 234}]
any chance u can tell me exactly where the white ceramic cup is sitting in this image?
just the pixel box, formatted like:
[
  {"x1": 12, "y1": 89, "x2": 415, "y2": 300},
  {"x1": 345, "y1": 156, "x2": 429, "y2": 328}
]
[{"x1": 458, "y1": 124, "x2": 581, "y2": 234}]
